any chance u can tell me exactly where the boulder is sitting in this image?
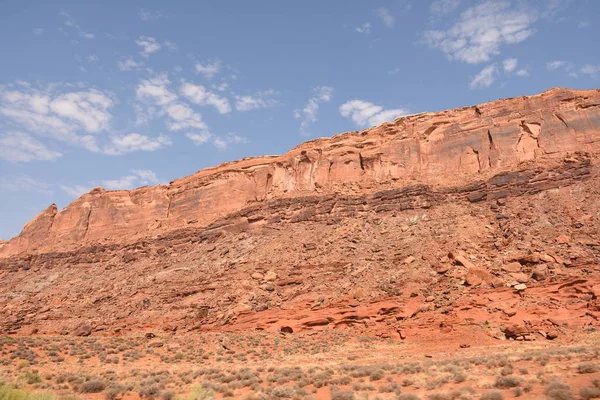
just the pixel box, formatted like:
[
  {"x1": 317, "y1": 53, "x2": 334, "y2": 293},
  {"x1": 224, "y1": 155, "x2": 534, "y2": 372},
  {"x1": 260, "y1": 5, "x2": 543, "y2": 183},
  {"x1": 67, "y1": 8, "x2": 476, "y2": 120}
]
[
  {"x1": 502, "y1": 262, "x2": 522, "y2": 273},
  {"x1": 532, "y1": 264, "x2": 548, "y2": 281},
  {"x1": 465, "y1": 268, "x2": 493, "y2": 286},
  {"x1": 556, "y1": 235, "x2": 570, "y2": 244},
  {"x1": 513, "y1": 283, "x2": 527, "y2": 291},
  {"x1": 510, "y1": 272, "x2": 529, "y2": 283},
  {"x1": 72, "y1": 324, "x2": 92, "y2": 337},
  {"x1": 264, "y1": 271, "x2": 277, "y2": 282}
]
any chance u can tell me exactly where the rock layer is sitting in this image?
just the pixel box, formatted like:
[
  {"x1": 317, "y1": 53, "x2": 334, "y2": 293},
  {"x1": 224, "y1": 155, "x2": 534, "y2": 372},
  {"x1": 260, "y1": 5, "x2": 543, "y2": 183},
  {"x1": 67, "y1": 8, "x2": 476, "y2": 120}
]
[{"x1": 1, "y1": 87, "x2": 599, "y2": 257}]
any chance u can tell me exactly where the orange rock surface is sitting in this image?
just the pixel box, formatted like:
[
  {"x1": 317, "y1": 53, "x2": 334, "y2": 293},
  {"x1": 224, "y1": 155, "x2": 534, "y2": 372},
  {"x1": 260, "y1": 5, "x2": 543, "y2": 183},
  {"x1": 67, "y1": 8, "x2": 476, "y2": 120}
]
[{"x1": 2, "y1": 87, "x2": 599, "y2": 256}]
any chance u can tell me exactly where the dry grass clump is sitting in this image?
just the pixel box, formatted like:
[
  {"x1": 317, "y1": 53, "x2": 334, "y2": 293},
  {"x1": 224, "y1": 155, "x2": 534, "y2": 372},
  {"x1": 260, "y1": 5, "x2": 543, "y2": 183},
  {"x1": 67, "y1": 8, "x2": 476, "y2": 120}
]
[
  {"x1": 578, "y1": 362, "x2": 599, "y2": 374},
  {"x1": 544, "y1": 380, "x2": 575, "y2": 400},
  {"x1": 480, "y1": 391, "x2": 504, "y2": 400}
]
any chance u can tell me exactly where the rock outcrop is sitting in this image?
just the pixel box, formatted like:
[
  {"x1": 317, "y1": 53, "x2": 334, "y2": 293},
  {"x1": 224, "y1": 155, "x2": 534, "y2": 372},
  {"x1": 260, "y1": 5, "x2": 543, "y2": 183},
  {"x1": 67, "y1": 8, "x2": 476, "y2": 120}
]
[{"x1": 2, "y1": 88, "x2": 599, "y2": 257}]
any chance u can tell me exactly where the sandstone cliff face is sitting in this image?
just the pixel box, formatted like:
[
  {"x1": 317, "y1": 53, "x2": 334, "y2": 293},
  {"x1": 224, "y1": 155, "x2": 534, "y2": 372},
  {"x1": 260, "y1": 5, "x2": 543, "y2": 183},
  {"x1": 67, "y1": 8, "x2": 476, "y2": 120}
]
[{"x1": 2, "y1": 88, "x2": 599, "y2": 256}]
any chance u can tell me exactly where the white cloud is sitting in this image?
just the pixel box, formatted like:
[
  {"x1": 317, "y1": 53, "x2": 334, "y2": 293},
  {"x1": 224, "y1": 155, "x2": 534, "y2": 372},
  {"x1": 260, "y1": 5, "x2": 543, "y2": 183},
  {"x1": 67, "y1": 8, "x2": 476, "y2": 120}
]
[
  {"x1": 503, "y1": 58, "x2": 518, "y2": 73},
  {"x1": 339, "y1": 100, "x2": 407, "y2": 128},
  {"x1": 423, "y1": 1, "x2": 535, "y2": 64},
  {"x1": 0, "y1": 176, "x2": 53, "y2": 195},
  {"x1": 136, "y1": 36, "x2": 161, "y2": 57},
  {"x1": 101, "y1": 169, "x2": 160, "y2": 190},
  {"x1": 470, "y1": 64, "x2": 498, "y2": 88},
  {"x1": 0, "y1": 132, "x2": 62, "y2": 163},
  {"x1": 355, "y1": 23, "x2": 371, "y2": 34},
  {"x1": 186, "y1": 132, "x2": 212, "y2": 145},
  {"x1": 136, "y1": 74, "x2": 210, "y2": 135},
  {"x1": 376, "y1": 8, "x2": 395, "y2": 28},
  {"x1": 164, "y1": 103, "x2": 207, "y2": 131},
  {"x1": 136, "y1": 74, "x2": 177, "y2": 105},
  {"x1": 581, "y1": 64, "x2": 600, "y2": 75},
  {"x1": 430, "y1": 0, "x2": 462, "y2": 16},
  {"x1": 516, "y1": 68, "x2": 529, "y2": 76},
  {"x1": 578, "y1": 21, "x2": 590, "y2": 29},
  {"x1": 195, "y1": 60, "x2": 221, "y2": 79},
  {"x1": 60, "y1": 184, "x2": 91, "y2": 197},
  {"x1": 118, "y1": 57, "x2": 143, "y2": 71},
  {"x1": 59, "y1": 12, "x2": 95, "y2": 39},
  {"x1": 295, "y1": 86, "x2": 333, "y2": 136},
  {"x1": 163, "y1": 41, "x2": 177, "y2": 51},
  {"x1": 546, "y1": 60, "x2": 568, "y2": 71},
  {"x1": 0, "y1": 83, "x2": 113, "y2": 152},
  {"x1": 103, "y1": 133, "x2": 172, "y2": 155},
  {"x1": 212, "y1": 133, "x2": 249, "y2": 151},
  {"x1": 235, "y1": 89, "x2": 278, "y2": 112},
  {"x1": 138, "y1": 8, "x2": 166, "y2": 21},
  {"x1": 33, "y1": 28, "x2": 44, "y2": 35},
  {"x1": 180, "y1": 82, "x2": 232, "y2": 114}
]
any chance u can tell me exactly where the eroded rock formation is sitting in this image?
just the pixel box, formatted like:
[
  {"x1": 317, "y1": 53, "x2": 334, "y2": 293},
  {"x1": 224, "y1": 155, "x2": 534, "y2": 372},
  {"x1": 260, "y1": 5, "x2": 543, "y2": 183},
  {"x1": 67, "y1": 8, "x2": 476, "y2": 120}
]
[{"x1": 2, "y1": 87, "x2": 599, "y2": 257}]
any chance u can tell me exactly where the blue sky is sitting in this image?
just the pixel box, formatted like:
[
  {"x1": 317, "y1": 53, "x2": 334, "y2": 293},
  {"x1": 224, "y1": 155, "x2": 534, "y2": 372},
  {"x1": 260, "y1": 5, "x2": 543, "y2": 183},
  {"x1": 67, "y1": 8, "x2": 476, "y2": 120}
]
[{"x1": 0, "y1": 0, "x2": 599, "y2": 240}]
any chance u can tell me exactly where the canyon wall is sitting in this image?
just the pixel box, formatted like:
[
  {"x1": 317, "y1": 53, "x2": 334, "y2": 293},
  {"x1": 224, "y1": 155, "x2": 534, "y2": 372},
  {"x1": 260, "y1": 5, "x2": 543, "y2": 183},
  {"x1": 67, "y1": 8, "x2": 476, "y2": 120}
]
[{"x1": 2, "y1": 87, "x2": 599, "y2": 256}]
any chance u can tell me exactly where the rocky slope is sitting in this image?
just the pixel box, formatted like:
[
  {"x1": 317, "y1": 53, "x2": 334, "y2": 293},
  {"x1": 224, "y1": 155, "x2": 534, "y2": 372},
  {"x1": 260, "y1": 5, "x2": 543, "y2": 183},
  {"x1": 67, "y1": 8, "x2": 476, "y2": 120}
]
[{"x1": 0, "y1": 87, "x2": 599, "y2": 343}]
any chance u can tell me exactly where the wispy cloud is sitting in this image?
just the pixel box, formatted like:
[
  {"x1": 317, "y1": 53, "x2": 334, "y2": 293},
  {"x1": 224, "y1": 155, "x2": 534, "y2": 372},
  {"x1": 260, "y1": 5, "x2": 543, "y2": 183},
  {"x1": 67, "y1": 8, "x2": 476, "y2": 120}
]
[
  {"x1": 470, "y1": 64, "x2": 498, "y2": 88},
  {"x1": 294, "y1": 86, "x2": 333, "y2": 136},
  {"x1": 0, "y1": 132, "x2": 62, "y2": 163},
  {"x1": 0, "y1": 176, "x2": 53, "y2": 195},
  {"x1": 180, "y1": 82, "x2": 232, "y2": 114},
  {"x1": 546, "y1": 60, "x2": 578, "y2": 77},
  {"x1": 546, "y1": 60, "x2": 569, "y2": 71},
  {"x1": 103, "y1": 133, "x2": 172, "y2": 155},
  {"x1": 581, "y1": 64, "x2": 600, "y2": 76},
  {"x1": 138, "y1": 8, "x2": 166, "y2": 21},
  {"x1": 33, "y1": 28, "x2": 44, "y2": 35},
  {"x1": 340, "y1": 100, "x2": 407, "y2": 128},
  {"x1": 101, "y1": 169, "x2": 161, "y2": 190},
  {"x1": 186, "y1": 132, "x2": 212, "y2": 145},
  {"x1": 430, "y1": 0, "x2": 462, "y2": 17},
  {"x1": 136, "y1": 36, "x2": 161, "y2": 58},
  {"x1": 503, "y1": 58, "x2": 518, "y2": 73},
  {"x1": 423, "y1": 1, "x2": 535, "y2": 64},
  {"x1": 213, "y1": 133, "x2": 249, "y2": 151},
  {"x1": 118, "y1": 57, "x2": 143, "y2": 71},
  {"x1": 376, "y1": 8, "x2": 395, "y2": 28},
  {"x1": 59, "y1": 12, "x2": 95, "y2": 39},
  {"x1": 195, "y1": 60, "x2": 221, "y2": 79},
  {"x1": 59, "y1": 184, "x2": 92, "y2": 197},
  {"x1": 355, "y1": 23, "x2": 371, "y2": 34},
  {"x1": 235, "y1": 89, "x2": 278, "y2": 112},
  {"x1": 136, "y1": 74, "x2": 210, "y2": 135},
  {"x1": 0, "y1": 82, "x2": 113, "y2": 152}
]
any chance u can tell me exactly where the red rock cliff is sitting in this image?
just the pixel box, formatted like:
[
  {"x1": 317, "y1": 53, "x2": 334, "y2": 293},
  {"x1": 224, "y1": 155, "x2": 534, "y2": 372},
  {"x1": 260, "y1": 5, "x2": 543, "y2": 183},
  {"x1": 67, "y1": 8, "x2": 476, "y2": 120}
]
[{"x1": 2, "y1": 87, "x2": 599, "y2": 256}]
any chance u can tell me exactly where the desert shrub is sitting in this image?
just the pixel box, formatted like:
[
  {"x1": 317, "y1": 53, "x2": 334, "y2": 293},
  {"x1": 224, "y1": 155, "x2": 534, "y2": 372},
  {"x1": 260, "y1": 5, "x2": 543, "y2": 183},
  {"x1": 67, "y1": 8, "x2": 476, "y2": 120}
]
[
  {"x1": 494, "y1": 376, "x2": 520, "y2": 389},
  {"x1": 161, "y1": 391, "x2": 175, "y2": 400},
  {"x1": 544, "y1": 381, "x2": 574, "y2": 400},
  {"x1": 331, "y1": 391, "x2": 355, "y2": 400},
  {"x1": 369, "y1": 369, "x2": 385, "y2": 381},
  {"x1": 581, "y1": 386, "x2": 600, "y2": 400},
  {"x1": 104, "y1": 387, "x2": 120, "y2": 400},
  {"x1": 24, "y1": 371, "x2": 42, "y2": 385},
  {"x1": 80, "y1": 379, "x2": 106, "y2": 393},
  {"x1": 270, "y1": 386, "x2": 294, "y2": 398},
  {"x1": 480, "y1": 391, "x2": 504, "y2": 400},
  {"x1": 512, "y1": 388, "x2": 522, "y2": 397},
  {"x1": 578, "y1": 363, "x2": 599, "y2": 374},
  {"x1": 139, "y1": 383, "x2": 161, "y2": 399},
  {"x1": 396, "y1": 395, "x2": 421, "y2": 400},
  {"x1": 427, "y1": 393, "x2": 451, "y2": 400}
]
